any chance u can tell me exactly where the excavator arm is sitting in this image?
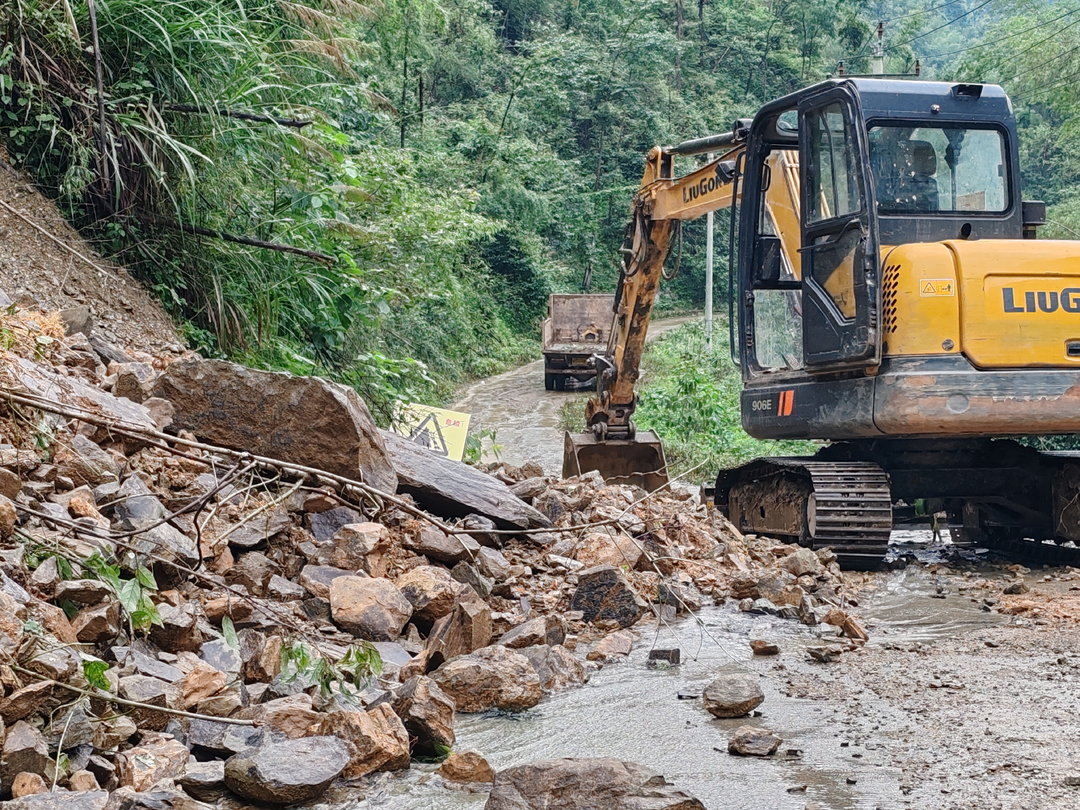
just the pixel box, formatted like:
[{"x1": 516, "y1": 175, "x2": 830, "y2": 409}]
[{"x1": 565, "y1": 123, "x2": 801, "y2": 489}]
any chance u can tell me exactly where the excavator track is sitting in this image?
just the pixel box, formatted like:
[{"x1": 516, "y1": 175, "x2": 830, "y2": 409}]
[{"x1": 716, "y1": 459, "x2": 892, "y2": 570}]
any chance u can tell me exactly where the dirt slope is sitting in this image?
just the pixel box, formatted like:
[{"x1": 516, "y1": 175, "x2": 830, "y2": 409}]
[{"x1": 0, "y1": 148, "x2": 182, "y2": 353}]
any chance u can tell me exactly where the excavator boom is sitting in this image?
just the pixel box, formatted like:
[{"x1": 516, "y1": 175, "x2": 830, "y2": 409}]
[{"x1": 564, "y1": 130, "x2": 801, "y2": 491}]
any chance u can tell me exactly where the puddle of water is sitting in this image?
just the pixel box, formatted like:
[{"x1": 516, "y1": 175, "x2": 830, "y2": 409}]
[
  {"x1": 860, "y1": 567, "x2": 1005, "y2": 645},
  {"x1": 367, "y1": 606, "x2": 904, "y2": 810}
]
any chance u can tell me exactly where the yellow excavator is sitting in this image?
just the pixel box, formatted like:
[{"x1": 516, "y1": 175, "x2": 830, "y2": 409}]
[{"x1": 565, "y1": 77, "x2": 1080, "y2": 568}]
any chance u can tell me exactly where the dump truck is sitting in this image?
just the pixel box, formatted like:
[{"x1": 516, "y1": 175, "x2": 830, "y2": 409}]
[{"x1": 541, "y1": 294, "x2": 611, "y2": 390}]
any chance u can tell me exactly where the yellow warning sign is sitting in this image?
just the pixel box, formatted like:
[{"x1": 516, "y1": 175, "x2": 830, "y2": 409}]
[
  {"x1": 392, "y1": 403, "x2": 471, "y2": 462},
  {"x1": 919, "y1": 279, "x2": 955, "y2": 297}
]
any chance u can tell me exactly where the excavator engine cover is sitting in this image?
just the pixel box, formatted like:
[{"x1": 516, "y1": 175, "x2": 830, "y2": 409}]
[{"x1": 563, "y1": 430, "x2": 669, "y2": 492}]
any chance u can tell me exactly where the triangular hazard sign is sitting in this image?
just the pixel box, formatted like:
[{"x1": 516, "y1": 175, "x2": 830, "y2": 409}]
[
  {"x1": 407, "y1": 412, "x2": 450, "y2": 457},
  {"x1": 921, "y1": 281, "x2": 936, "y2": 294}
]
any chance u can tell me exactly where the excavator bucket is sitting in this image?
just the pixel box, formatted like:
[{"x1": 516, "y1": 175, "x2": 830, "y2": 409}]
[{"x1": 562, "y1": 430, "x2": 669, "y2": 492}]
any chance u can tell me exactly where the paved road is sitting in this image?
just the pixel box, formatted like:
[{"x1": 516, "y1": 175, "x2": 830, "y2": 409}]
[{"x1": 452, "y1": 315, "x2": 697, "y2": 474}]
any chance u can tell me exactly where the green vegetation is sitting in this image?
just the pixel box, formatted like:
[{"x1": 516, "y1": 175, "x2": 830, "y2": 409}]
[{"x1": 635, "y1": 321, "x2": 816, "y2": 481}]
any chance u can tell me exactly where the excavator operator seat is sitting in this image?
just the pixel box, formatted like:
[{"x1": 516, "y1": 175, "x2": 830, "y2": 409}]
[{"x1": 905, "y1": 140, "x2": 939, "y2": 212}]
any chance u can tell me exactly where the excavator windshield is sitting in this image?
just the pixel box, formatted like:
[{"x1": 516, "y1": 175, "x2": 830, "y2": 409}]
[{"x1": 868, "y1": 125, "x2": 1008, "y2": 215}]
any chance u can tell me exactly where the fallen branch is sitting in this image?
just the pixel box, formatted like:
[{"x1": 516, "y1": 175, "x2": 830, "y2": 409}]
[
  {"x1": 0, "y1": 199, "x2": 111, "y2": 276},
  {"x1": 137, "y1": 216, "x2": 335, "y2": 264},
  {"x1": 166, "y1": 104, "x2": 312, "y2": 128},
  {"x1": 11, "y1": 667, "x2": 256, "y2": 726}
]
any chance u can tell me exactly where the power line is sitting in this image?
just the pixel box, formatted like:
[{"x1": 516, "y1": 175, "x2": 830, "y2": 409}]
[
  {"x1": 1012, "y1": 61, "x2": 1080, "y2": 104},
  {"x1": 876, "y1": 0, "x2": 968, "y2": 25},
  {"x1": 886, "y1": 0, "x2": 997, "y2": 51},
  {"x1": 919, "y1": 5, "x2": 1080, "y2": 59}
]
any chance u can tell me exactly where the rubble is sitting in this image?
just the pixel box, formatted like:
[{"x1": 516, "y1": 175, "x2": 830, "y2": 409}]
[{"x1": 0, "y1": 298, "x2": 870, "y2": 808}]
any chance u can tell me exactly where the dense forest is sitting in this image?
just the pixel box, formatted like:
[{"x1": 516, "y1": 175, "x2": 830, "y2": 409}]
[{"x1": 2, "y1": 0, "x2": 1079, "y2": 417}]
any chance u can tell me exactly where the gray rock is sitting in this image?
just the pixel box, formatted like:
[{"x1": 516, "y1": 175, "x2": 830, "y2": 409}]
[
  {"x1": 403, "y1": 526, "x2": 480, "y2": 565},
  {"x1": 54, "y1": 579, "x2": 111, "y2": 605},
  {"x1": 223, "y1": 736, "x2": 350, "y2": 804},
  {"x1": 517, "y1": 645, "x2": 589, "y2": 694},
  {"x1": 55, "y1": 434, "x2": 118, "y2": 488},
  {"x1": 200, "y1": 638, "x2": 242, "y2": 676},
  {"x1": 267, "y1": 574, "x2": 306, "y2": 601},
  {"x1": 112, "y1": 362, "x2": 157, "y2": 404},
  {"x1": 485, "y1": 758, "x2": 705, "y2": 810},
  {"x1": 1, "y1": 721, "x2": 55, "y2": 786},
  {"x1": 0, "y1": 791, "x2": 109, "y2": 810},
  {"x1": 476, "y1": 547, "x2": 512, "y2": 581},
  {"x1": 702, "y1": 672, "x2": 765, "y2": 718},
  {"x1": 177, "y1": 760, "x2": 227, "y2": 801},
  {"x1": 305, "y1": 507, "x2": 362, "y2": 544},
  {"x1": 569, "y1": 565, "x2": 646, "y2": 628},
  {"x1": 227, "y1": 507, "x2": 292, "y2": 550},
  {"x1": 155, "y1": 359, "x2": 397, "y2": 493},
  {"x1": 188, "y1": 717, "x2": 272, "y2": 755},
  {"x1": 299, "y1": 565, "x2": 353, "y2": 600},
  {"x1": 450, "y1": 561, "x2": 493, "y2": 599},
  {"x1": 781, "y1": 548, "x2": 824, "y2": 578}
]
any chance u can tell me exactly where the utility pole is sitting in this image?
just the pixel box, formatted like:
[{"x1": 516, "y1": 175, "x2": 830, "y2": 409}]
[
  {"x1": 871, "y1": 22, "x2": 885, "y2": 76},
  {"x1": 705, "y1": 152, "x2": 714, "y2": 349}
]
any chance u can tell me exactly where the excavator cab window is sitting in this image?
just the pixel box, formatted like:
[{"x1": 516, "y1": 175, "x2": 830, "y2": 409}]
[{"x1": 868, "y1": 125, "x2": 1008, "y2": 214}]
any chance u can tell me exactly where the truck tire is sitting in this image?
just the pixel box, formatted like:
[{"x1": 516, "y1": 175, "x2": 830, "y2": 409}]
[
  {"x1": 544, "y1": 372, "x2": 556, "y2": 391},
  {"x1": 554, "y1": 375, "x2": 566, "y2": 391}
]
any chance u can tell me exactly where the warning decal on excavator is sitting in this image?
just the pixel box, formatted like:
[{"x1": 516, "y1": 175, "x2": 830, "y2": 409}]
[
  {"x1": 920, "y1": 279, "x2": 955, "y2": 297},
  {"x1": 777, "y1": 390, "x2": 795, "y2": 416}
]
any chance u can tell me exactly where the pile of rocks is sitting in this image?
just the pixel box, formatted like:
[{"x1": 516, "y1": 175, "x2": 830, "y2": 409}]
[{"x1": 0, "y1": 301, "x2": 868, "y2": 807}]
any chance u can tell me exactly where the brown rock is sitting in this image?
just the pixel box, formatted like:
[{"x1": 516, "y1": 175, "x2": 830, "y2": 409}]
[
  {"x1": 239, "y1": 630, "x2": 282, "y2": 684},
  {"x1": 54, "y1": 580, "x2": 111, "y2": 605},
  {"x1": 518, "y1": 645, "x2": 589, "y2": 693},
  {"x1": 228, "y1": 551, "x2": 277, "y2": 596},
  {"x1": 0, "y1": 683, "x2": 55, "y2": 724},
  {"x1": 2, "y1": 722, "x2": 55, "y2": 786},
  {"x1": 499, "y1": 616, "x2": 565, "y2": 649},
  {"x1": 0, "y1": 495, "x2": 16, "y2": 542},
  {"x1": 395, "y1": 566, "x2": 457, "y2": 624},
  {"x1": 116, "y1": 735, "x2": 190, "y2": 791},
  {"x1": 0, "y1": 590, "x2": 26, "y2": 649},
  {"x1": 113, "y1": 362, "x2": 157, "y2": 404},
  {"x1": 391, "y1": 676, "x2": 455, "y2": 756},
  {"x1": 438, "y1": 750, "x2": 495, "y2": 784},
  {"x1": 67, "y1": 770, "x2": 100, "y2": 792},
  {"x1": 431, "y1": 645, "x2": 541, "y2": 713},
  {"x1": 781, "y1": 547, "x2": 823, "y2": 577},
  {"x1": 750, "y1": 640, "x2": 780, "y2": 656},
  {"x1": 71, "y1": 602, "x2": 121, "y2": 645},
  {"x1": 586, "y1": 630, "x2": 634, "y2": 662},
  {"x1": 840, "y1": 615, "x2": 869, "y2": 642},
  {"x1": 329, "y1": 576, "x2": 412, "y2": 641},
  {"x1": 246, "y1": 694, "x2": 318, "y2": 739},
  {"x1": 573, "y1": 532, "x2": 643, "y2": 569},
  {"x1": 179, "y1": 661, "x2": 227, "y2": 708},
  {"x1": 425, "y1": 588, "x2": 492, "y2": 663},
  {"x1": 485, "y1": 758, "x2": 705, "y2": 810},
  {"x1": 154, "y1": 358, "x2": 397, "y2": 493},
  {"x1": 54, "y1": 434, "x2": 118, "y2": 488},
  {"x1": 0, "y1": 468, "x2": 20, "y2": 501},
  {"x1": 702, "y1": 672, "x2": 765, "y2": 718},
  {"x1": 299, "y1": 565, "x2": 352, "y2": 600},
  {"x1": 329, "y1": 523, "x2": 389, "y2": 576},
  {"x1": 148, "y1": 603, "x2": 205, "y2": 653},
  {"x1": 11, "y1": 772, "x2": 47, "y2": 798},
  {"x1": 728, "y1": 725, "x2": 782, "y2": 757},
  {"x1": 117, "y1": 675, "x2": 178, "y2": 731},
  {"x1": 317, "y1": 704, "x2": 410, "y2": 778},
  {"x1": 29, "y1": 600, "x2": 78, "y2": 645},
  {"x1": 569, "y1": 565, "x2": 646, "y2": 628}
]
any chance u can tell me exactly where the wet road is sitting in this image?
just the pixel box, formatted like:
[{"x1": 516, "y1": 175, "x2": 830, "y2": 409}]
[{"x1": 452, "y1": 315, "x2": 697, "y2": 474}]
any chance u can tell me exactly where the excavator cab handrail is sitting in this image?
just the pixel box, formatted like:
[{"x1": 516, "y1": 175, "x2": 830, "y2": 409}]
[{"x1": 727, "y1": 150, "x2": 746, "y2": 369}]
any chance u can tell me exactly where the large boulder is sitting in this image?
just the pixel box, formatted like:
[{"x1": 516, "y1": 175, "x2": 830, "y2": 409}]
[
  {"x1": 391, "y1": 675, "x2": 455, "y2": 756},
  {"x1": 329, "y1": 576, "x2": 412, "y2": 641},
  {"x1": 569, "y1": 566, "x2": 646, "y2": 628},
  {"x1": 432, "y1": 645, "x2": 541, "y2": 713},
  {"x1": 484, "y1": 758, "x2": 705, "y2": 810},
  {"x1": 395, "y1": 566, "x2": 457, "y2": 624},
  {"x1": 499, "y1": 616, "x2": 565, "y2": 650},
  {"x1": 403, "y1": 526, "x2": 481, "y2": 565},
  {"x1": 517, "y1": 645, "x2": 589, "y2": 694},
  {"x1": 154, "y1": 359, "x2": 397, "y2": 493},
  {"x1": 702, "y1": 672, "x2": 765, "y2": 718},
  {"x1": 328, "y1": 523, "x2": 389, "y2": 576},
  {"x1": 223, "y1": 736, "x2": 350, "y2": 805},
  {"x1": 0, "y1": 793, "x2": 109, "y2": 810},
  {"x1": 317, "y1": 704, "x2": 410, "y2": 778},
  {"x1": 425, "y1": 586, "x2": 492, "y2": 663}
]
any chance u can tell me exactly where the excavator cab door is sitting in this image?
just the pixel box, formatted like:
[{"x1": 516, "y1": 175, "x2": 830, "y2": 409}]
[{"x1": 798, "y1": 89, "x2": 881, "y2": 370}]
